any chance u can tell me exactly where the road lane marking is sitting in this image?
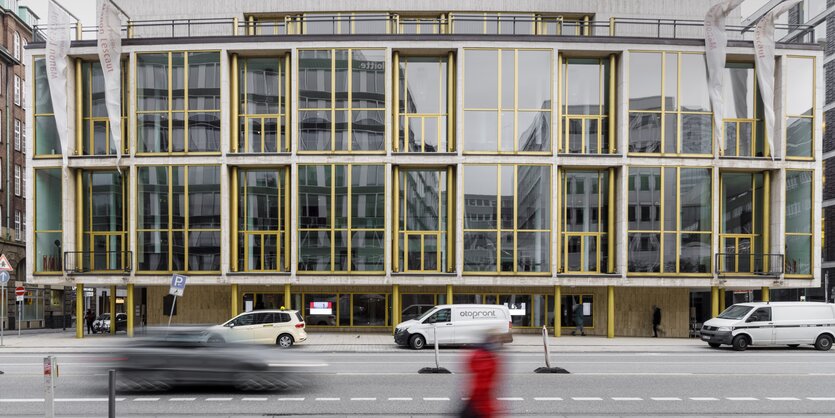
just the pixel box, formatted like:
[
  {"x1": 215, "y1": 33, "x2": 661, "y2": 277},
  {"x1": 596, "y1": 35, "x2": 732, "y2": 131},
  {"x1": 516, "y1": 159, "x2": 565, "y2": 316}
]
[
  {"x1": 651, "y1": 397, "x2": 681, "y2": 401},
  {"x1": 242, "y1": 397, "x2": 268, "y2": 401},
  {"x1": 133, "y1": 398, "x2": 159, "y2": 402},
  {"x1": 278, "y1": 398, "x2": 305, "y2": 401},
  {"x1": 315, "y1": 398, "x2": 340, "y2": 401},
  {"x1": 350, "y1": 398, "x2": 377, "y2": 401},
  {"x1": 423, "y1": 397, "x2": 450, "y2": 401},
  {"x1": 169, "y1": 398, "x2": 196, "y2": 401},
  {"x1": 56, "y1": 398, "x2": 118, "y2": 402},
  {"x1": 807, "y1": 397, "x2": 835, "y2": 401},
  {"x1": 572, "y1": 397, "x2": 603, "y2": 401},
  {"x1": 727, "y1": 397, "x2": 758, "y2": 401},
  {"x1": 497, "y1": 397, "x2": 524, "y2": 401},
  {"x1": 388, "y1": 397, "x2": 413, "y2": 401},
  {"x1": 206, "y1": 398, "x2": 232, "y2": 401},
  {"x1": 0, "y1": 399, "x2": 44, "y2": 402},
  {"x1": 612, "y1": 397, "x2": 642, "y2": 401},
  {"x1": 690, "y1": 397, "x2": 719, "y2": 401},
  {"x1": 767, "y1": 397, "x2": 800, "y2": 401},
  {"x1": 534, "y1": 397, "x2": 563, "y2": 401}
]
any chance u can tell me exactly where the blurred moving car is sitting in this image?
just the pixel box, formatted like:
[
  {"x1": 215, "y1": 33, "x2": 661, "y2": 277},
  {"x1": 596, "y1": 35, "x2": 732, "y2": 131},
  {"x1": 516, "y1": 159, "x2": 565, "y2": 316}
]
[
  {"x1": 92, "y1": 313, "x2": 128, "y2": 334},
  {"x1": 109, "y1": 330, "x2": 321, "y2": 392},
  {"x1": 205, "y1": 310, "x2": 307, "y2": 348}
]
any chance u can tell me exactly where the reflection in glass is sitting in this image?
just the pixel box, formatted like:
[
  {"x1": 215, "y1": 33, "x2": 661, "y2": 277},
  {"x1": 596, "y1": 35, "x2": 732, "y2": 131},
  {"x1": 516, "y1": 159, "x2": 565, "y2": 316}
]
[
  {"x1": 398, "y1": 57, "x2": 448, "y2": 152},
  {"x1": 239, "y1": 57, "x2": 287, "y2": 152},
  {"x1": 238, "y1": 169, "x2": 287, "y2": 272},
  {"x1": 34, "y1": 58, "x2": 60, "y2": 156},
  {"x1": 35, "y1": 169, "x2": 63, "y2": 272},
  {"x1": 81, "y1": 171, "x2": 127, "y2": 271},
  {"x1": 398, "y1": 169, "x2": 449, "y2": 272}
]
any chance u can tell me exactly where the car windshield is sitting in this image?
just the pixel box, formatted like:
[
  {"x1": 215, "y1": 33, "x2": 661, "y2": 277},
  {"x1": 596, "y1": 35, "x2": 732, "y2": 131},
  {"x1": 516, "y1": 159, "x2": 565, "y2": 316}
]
[{"x1": 718, "y1": 305, "x2": 754, "y2": 320}]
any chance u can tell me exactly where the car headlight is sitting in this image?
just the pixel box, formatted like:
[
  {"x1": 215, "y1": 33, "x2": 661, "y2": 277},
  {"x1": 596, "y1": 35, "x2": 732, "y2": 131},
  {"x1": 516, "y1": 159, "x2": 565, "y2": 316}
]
[{"x1": 717, "y1": 326, "x2": 732, "y2": 332}]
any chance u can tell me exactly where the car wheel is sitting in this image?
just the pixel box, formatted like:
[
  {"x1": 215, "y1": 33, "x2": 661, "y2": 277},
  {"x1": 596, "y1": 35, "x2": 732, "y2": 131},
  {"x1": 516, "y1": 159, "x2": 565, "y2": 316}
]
[
  {"x1": 708, "y1": 342, "x2": 721, "y2": 348},
  {"x1": 787, "y1": 344, "x2": 800, "y2": 348},
  {"x1": 277, "y1": 333, "x2": 294, "y2": 348},
  {"x1": 814, "y1": 335, "x2": 833, "y2": 351},
  {"x1": 731, "y1": 335, "x2": 749, "y2": 351},
  {"x1": 207, "y1": 335, "x2": 225, "y2": 343},
  {"x1": 409, "y1": 334, "x2": 426, "y2": 350}
]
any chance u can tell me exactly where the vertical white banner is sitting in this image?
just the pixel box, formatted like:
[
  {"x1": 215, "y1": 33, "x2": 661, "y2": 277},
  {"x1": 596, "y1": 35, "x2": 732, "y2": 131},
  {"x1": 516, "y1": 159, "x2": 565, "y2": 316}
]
[
  {"x1": 754, "y1": 0, "x2": 801, "y2": 160},
  {"x1": 704, "y1": 0, "x2": 745, "y2": 155},
  {"x1": 46, "y1": 0, "x2": 71, "y2": 168},
  {"x1": 97, "y1": 0, "x2": 123, "y2": 168}
]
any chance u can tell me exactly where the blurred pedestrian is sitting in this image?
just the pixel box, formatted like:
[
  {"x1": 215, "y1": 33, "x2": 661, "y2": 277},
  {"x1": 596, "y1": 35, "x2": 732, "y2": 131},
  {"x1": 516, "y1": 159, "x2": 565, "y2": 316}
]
[
  {"x1": 85, "y1": 309, "x2": 95, "y2": 335},
  {"x1": 460, "y1": 332, "x2": 502, "y2": 418},
  {"x1": 571, "y1": 302, "x2": 585, "y2": 336},
  {"x1": 652, "y1": 305, "x2": 662, "y2": 337}
]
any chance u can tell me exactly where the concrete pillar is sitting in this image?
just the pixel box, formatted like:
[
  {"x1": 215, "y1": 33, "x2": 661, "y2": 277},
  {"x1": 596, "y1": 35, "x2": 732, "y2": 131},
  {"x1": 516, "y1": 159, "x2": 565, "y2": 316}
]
[
  {"x1": 711, "y1": 286, "x2": 719, "y2": 318},
  {"x1": 126, "y1": 284, "x2": 134, "y2": 337},
  {"x1": 554, "y1": 285, "x2": 561, "y2": 337},
  {"x1": 230, "y1": 284, "x2": 238, "y2": 316},
  {"x1": 446, "y1": 284, "x2": 453, "y2": 305},
  {"x1": 392, "y1": 284, "x2": 400, "y2": 332},
  {"x1": 284, "y1": 284, "x2": 291, "y2": 310},
  {"x1": 762, "y1": 286, "x2": 770, "y2": 302},
  {"x1": 109, "y1": 285, "x2": 116, "y2": 335},
  {"x1": 75, "y1": 284, "x2": 83, "y2": 339},
  {"x1": 607, "y1": 286, "x2": 615, "y2": 338},
  {"x1": 719, "y1": 289, "x2": 726, "y2": 311}
]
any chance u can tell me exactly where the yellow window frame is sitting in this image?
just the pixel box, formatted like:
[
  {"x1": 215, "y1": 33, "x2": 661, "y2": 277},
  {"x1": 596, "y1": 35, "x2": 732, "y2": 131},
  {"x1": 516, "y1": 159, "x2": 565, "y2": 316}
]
[
  {"x1": 33, "y1": 167, "x2": 63, "y2": 275},
  {"x1": 718, "y1": 171, "x2": 767, "y2": 275},
  {"x1": 393, "y1": 53, "x2": 454, "y2": 153},
  {"x1": 785, "y1": 56, "x2": 816, "y2": 161},
  {"x1": 80, "y1": 170, "x2": 128, "y2": 273},
  {"x1": 394, "y1": 166, "x2": 454, "y2": 273},
  {"x1": 235, "y1": 166, "x2": 290, "y2": 273},
  {"x1": 235, "y1": 54, "x2": 291, "y2": 153}
]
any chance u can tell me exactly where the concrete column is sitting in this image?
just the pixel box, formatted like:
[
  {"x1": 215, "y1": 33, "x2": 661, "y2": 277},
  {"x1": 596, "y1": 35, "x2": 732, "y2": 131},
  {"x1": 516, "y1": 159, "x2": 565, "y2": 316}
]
[
  {"x1": 75, "y1": 284, "x2": 83, "y2": 339},
  {"x1": 607, "y1": 286, "x2": 615, "y2": 338},
  {"x1": 554, "y1": 285, "x2": 561, "y2": 337},
  {"x1": 392, "y1": 284, "x2": 399, "y2": 332},
  {"x1": 284, "y1": 284, "x2": 291, "y2": 310},
  {"x1": 109, "y1": 285, "x2": 116, "y2": 335},
  {"x1": 126, "y1": 284, "x2": 134, "y2": 337},
  {"x1": 446, "y1": 284, "x2": 453, "y2": 305},
  {"x1": 719, "y1": 289, "x2": 726, "y2": 311},
  {"x1": 230, "y1": 284, "x2": 238, "y2": 316},
  {"x1": 711, "y1": 286, "x2": 719, "y2": 318},
  {"x1": 762, "y1": 286, "x2": 770, "y2": 302}
]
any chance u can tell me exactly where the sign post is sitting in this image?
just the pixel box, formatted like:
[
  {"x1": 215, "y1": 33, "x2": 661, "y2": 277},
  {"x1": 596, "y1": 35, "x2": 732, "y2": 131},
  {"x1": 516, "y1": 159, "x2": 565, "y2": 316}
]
[
  {"x1": 15, "y1": 286, "x2": 24, "y2": 337},
  {"x1": 0, "y1": 270, "x2": 9, "y2": 346},
  {"x1": 167, "y1": 274, "x2": 187, "y2": 330}
]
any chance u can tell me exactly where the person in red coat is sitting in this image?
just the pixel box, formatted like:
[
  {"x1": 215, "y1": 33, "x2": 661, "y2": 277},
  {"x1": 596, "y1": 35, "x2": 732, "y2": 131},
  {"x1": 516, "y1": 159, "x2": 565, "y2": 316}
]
[{"x1": 460, "y1": 332, "x2": 502, "y2": 418}]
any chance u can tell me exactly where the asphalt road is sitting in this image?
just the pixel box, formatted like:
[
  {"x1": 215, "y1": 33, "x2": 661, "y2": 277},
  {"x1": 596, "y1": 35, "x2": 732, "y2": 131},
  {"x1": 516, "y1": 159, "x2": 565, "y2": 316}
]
[{"x1": 0, "y1": 347, "x2": 834, "y2": 417}]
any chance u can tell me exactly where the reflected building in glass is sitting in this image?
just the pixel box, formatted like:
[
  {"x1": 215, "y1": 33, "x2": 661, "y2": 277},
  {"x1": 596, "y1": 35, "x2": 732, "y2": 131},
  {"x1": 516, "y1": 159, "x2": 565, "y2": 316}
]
[{"x1": 25, "y1": 1, "x2": 824, "y2": 338}]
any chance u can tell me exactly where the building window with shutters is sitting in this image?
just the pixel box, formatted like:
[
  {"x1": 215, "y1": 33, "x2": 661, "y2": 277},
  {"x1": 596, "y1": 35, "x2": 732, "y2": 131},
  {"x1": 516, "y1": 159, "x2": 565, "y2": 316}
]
[
  {"x1": 14, "y1": 165, "x2": 20, "y2": 196},
  {"x1": 14, "y1": 75, "x2": 20, "y2": 107},
  {"x1": 15, "y1": 119, "x2": 20, "y2": 151},
  {"x1": 13, "y1": 32, "x2": 20, "y2": 61},
  {"x1": 15, "y1": 210, "x2": 21, "y2": 241}
]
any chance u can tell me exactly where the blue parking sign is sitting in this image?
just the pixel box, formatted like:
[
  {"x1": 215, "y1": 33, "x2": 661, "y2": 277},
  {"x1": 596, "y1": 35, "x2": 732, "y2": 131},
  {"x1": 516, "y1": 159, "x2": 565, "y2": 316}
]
[
  {"x1": 0, "y1": 271, "x2": 8, "y2": 284},
  {"x1": 169, "y1": 274, "x2": 187, "y2": 297}
]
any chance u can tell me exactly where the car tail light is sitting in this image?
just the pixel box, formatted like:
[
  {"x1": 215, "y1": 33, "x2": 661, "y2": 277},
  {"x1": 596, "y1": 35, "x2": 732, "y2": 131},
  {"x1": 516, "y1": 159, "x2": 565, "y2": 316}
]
[{"x1": 295, "y1": 322, "x2": 305, "y2": 329}]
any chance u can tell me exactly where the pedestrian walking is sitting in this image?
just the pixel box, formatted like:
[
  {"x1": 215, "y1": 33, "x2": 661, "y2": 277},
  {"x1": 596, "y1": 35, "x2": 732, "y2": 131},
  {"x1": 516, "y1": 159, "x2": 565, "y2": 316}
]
[
  {"x1": 460, "y1": 331, "x2": 502, "y2": 418},
  {"x1": 85, "y1": 309, "x2": 95, "y2": 335},
  {"x1": 652, "y1": 305, "x2": 662, "y2": 337},
  {"x1": 571, "y1": 301, "x2": 585, "y2": 336}
]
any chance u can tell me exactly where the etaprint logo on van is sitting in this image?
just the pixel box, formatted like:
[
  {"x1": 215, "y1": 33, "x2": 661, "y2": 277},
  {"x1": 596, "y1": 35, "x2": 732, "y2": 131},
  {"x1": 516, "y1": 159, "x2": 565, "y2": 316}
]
[{"x1": 460, "y1": 310, "x2": 497, "y2": 319}]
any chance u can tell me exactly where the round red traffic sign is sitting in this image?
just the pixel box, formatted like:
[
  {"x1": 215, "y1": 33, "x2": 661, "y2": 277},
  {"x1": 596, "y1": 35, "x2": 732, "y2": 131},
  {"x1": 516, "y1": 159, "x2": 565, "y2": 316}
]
[{"x1": 15, "y1": 286, "x2": 24, "y2": 297}]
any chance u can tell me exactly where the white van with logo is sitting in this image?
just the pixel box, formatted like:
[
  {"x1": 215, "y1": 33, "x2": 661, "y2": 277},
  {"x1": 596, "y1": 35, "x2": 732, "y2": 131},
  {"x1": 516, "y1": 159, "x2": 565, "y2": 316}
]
[
  {"x1": 700, "y1": 302, "x2": 835, "y2": 351},
  {"x1": 393, "y1": 304, "x2": 513, "y2": 350}
]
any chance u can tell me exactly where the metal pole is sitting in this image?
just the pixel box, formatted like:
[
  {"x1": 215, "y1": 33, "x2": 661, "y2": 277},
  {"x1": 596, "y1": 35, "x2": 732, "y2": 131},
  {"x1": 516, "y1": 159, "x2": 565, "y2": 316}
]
[
  {"x1": 18, "y1": 299, "x2": 21, "y2": 336},
  {"x1": 433, "y1": 324, "x2": 439, "y2": 369},
  {"x1": 108, "y1": 369, "x2": 116, "y2": 418},
  {"x1": 166, "y1": 295, "x2": 177, "y2": 330},
  {"x1": 1, "y1": 286, "x2": 4, "y2": 346},
  {"x1": 44, "y1": 356, "x2": 55, "y2": 418},
  {"x1": 542, "y1": 325, "x2": 551, "y2": 369}
]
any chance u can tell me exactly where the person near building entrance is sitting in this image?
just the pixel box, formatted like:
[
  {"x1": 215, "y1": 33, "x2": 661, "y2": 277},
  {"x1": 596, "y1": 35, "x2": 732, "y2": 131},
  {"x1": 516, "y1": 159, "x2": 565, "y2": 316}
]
[
  {"x1": 85, "y1": 309, "x2": 95, "y2": 335},
  {"x1": 571, "y1": 301, "x2": 585, "y2": 336},
  {"x1": 652, "y1": 305, "x2": 662, "y2": 337}
]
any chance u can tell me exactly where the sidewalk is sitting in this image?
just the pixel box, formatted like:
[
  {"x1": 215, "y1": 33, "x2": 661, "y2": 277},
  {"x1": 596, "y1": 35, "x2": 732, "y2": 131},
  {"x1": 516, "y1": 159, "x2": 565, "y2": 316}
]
[{"x1": 0, "y1": 328, "x2": 706, "y2": 353}]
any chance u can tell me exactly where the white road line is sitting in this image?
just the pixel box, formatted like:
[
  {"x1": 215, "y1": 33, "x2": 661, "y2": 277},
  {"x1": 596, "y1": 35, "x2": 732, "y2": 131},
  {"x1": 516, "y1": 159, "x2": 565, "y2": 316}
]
[
  {"x1": 206, "y1": 398, "x2": 232, "y2": 401},
  {"x1": 423, "y1": 397, "x2": 450, "y2": 401},
  {"x1": 133, "y1": 398, "x2": 159, "y2": 402},
  {"x1": 315, "y1": 398, "x2": 340, "y2": 401},
  {"x1": 0, "y1": 399, "x2": 44, "y2": 403},
  {"x1": 807, "y1": 397, "x2": 835, "y2": 401},
  {"x1": 767, "y1": 397, "x2": 800, "y2": 401},
  {"x1": 612, "y1": 397, "x2": 643, "y2": 401},
  {"x1": 350, "y1": 398, "x2": 377, "y2": 401},
  {"x1": 242, "y1": 397, "x2": 268, "y2": 401},
  {"x1": 727, "y1": 397, "x2": 758, "y2": 401},
  {"x1": 56, "y1": 398, "x2": 115, "y2": 402},
  {"x1": 651, "y1": 397, "x2": 681, "y2": 401},
  {"x1": 690, "y1": 397, "x2": 719, "y2": 401},
  {"x1": 572, "y1": 397, "x2": 603, "y2": 401},
  {"x1": 388, "y1": 397, "x2": 413, "y2": 401},
  {"x1": 534, "y1": 397, "x2": 563, "y2": 401},
  {"x1": 497, "y1": 397, "x2": 524, "y2": 401},
  {"x1": 278, "y1": 398, "x2": 305, "y2": 401},
  {"x1": 169, "y1": 398, "x2": 196, "y2": 402}
]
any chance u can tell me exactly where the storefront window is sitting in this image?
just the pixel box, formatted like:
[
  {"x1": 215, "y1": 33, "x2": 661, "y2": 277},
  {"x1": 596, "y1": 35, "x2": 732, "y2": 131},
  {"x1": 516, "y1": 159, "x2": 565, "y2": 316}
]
[
  {"x1": 237, "y1": 168, "x2": 289, "y2": 272},
  {"x1": 463, "y1": 49, "x2": 552, "y2": 153},
  {"x1": 785, "y1": 57, "x2": 814, "y2": 158},
  {"x1": 298, "y1": 49, "x2": 385, "y2": 152},
  {"x1": 352, "y1": 294, "x2": 388, "y2": 326},
  {"x1": 35, "y1": 168, "x2": 62, "y2": 273},
  {"x1": 719, "y1": 172, "x2": 765, "y2": 273},
  {"x1": 298, "y1": 164, "x2": 385, "y2": 272},
  {"x1": 34, "y1": 58, "x2": 60, "y2": 156},
  {"x1": 136, "y1": 52, "x2": 221, "y2": 153},
  {"x1": 396, "y1": 56, "x2": 450, "y2": 152},
  {"x1": 562, "y1": 170, "x2": 610, "y2": 273},
  {"x1": 303, "y1": 293, "x2": 338, "y2": 325},
  {"x1": 464, "y1": 164, "x2": 551, "y2": 273},
  {"x1": 396, "y1": 168, "x2": 452, "y2": 272},
  {"x1": 562, "y1": 58, "x2": 610, "y2": 154},
  {"x1": 238, "y1": 56, "x2": 289, "y2": 152},
  {"x1": 80, "y1": 61, "x2": 128, "y2": 155},
  {"x1": 785, "y1": 170, "x2": 812, "y2": 275},
  {"x1": 242, "y1": 293, "x2": 285, "y2": 311},
  {"x1": 81, "y1": 171, "x2": 128, "y2": 272},
  {"x1": 561, "y1": 295, "x2": 593, "y2": 329}
]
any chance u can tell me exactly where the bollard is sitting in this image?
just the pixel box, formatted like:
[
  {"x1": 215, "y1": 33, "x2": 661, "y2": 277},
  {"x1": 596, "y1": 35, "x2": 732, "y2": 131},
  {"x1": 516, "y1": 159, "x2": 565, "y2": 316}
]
[
  {"x1": 109, "y1": 369, "x2": 116, "y2": 418},
  {"x1": 418, "y1": 324, "x2": 451, "y2": 374},
  {"x1": 44, "y1": 356, "x2": 55, "y2": 418},
  {"x1": 535, "y1": 325, "x2": 569, "y2": 374}
]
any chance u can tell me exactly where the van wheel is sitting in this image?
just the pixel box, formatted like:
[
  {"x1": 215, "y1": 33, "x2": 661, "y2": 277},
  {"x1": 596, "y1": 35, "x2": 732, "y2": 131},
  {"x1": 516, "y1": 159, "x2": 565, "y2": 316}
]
[
  {"x1": 731, "y1": 335, "x2": 749, "y2": 351},
  {"x1": 409, "y1": 334, "x2": 426, "y2": 350},
  {"x1": 787, "y1": 344, "x2": 800, "y2": 348},
  {"x1": 708, "y1": 342, "x2": 721, "y2": 348},
  {"x1": 814, "y1": 335, "x2": 833, "y2": 351},
  {"x1": 277, "y1": 334, "x2": 294, "y2": 348}
]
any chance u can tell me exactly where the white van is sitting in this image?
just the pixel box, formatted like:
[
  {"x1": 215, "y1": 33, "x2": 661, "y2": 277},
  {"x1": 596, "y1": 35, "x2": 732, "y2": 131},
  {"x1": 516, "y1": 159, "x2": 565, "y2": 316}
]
[
  {"x1": 394, "y1": 304, "x2": 513, "y2": 350},
  {"x1": 700, "y1": 302, "x2": 835, "y2": 351}
]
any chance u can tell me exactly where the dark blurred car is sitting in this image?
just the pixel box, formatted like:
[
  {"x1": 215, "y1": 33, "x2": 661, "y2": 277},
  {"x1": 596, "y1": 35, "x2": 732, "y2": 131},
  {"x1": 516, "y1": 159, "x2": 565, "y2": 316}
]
[{"x1": 108, "y1": 329, "x2": 322, "y2": 392}]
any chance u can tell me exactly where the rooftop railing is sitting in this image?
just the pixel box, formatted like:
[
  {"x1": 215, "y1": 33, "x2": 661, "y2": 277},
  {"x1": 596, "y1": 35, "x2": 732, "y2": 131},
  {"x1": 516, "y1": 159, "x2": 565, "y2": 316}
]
[{"x1": 31, "y1": 14, "x2": 818, "y2": 45}]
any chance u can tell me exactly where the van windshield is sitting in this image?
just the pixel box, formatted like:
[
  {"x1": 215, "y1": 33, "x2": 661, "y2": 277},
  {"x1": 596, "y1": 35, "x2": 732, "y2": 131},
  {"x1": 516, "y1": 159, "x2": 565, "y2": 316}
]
[{"x1": 718, "y1": 305, "x2": 754, "y2": 320}]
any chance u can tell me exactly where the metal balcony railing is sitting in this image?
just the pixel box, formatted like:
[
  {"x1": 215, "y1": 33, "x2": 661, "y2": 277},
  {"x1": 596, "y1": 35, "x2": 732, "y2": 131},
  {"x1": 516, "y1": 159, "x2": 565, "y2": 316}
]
[
  {"x1": 64, "y1": 251, "x2": 133, "y2": 274},
  {"x1": 715, "y1": 253, "x2": 784, "y2": 276}
]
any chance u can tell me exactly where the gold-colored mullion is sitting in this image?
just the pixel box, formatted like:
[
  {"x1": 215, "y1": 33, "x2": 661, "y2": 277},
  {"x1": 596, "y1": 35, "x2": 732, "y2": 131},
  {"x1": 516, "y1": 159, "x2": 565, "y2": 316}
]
[
  {"x1": 283, "y1": 168, "x2": 290, "y2": 271},
  {"x1": 676, "y1": 53, "x2": 682, "y2": 154},
  {"x1": 495, "y1": 166, "x2": 501, "y2": 273},
  {"x1": 446, "y1": 166, "x2": 453, "y2": 272},
  {"x1": 184, "y1": 166, "x2": 190, "y2": 271},
  {"x1": 513, "y1": 165, "x2": 518, "y2": 272},
  {"x1": 330, "y1": 165, "x2": 336, "y2": 271},
  {"x1": 497, "y1": 50, "x2": 502, "y2": 152},
  {"x1": 676, "y1": 168, "x2": 681, "y2": 273},
  {"x1": 233, "y1": 54, "x2": 240, "y2": 153},
  {"x1": 608, "y1": 55, "x2": 616, "y2": 154},
  {"x1": 394, "y1": 53, "x2": 401, "y2": 152},
  {"x1": 447, "y1": 52, "x2": 454, "y2": 152},
  {"x1": 419, "y1": 235, "x2": 425, "y2": 270},
  {"x1": 75, "y1": 59, "x2": 82, "y2": 155},
  {"x1": 331, "y1": 50, "x2": 336, "y2": 152},
  {"x1": 557, "y1": 54, "x2": 563, "y2": 153},
  {"x1": 514, "y1": 50, "x2": 518, "y2": 153},
  {"x1": 347, "y1": 49, "x2": 353, "y2": 152},
  {"x1": 659, "y1": 167, "x2": 665, "y2": 273},
  {"x1": 660, "y1": 52, "x2": 666, "y2": 154}
]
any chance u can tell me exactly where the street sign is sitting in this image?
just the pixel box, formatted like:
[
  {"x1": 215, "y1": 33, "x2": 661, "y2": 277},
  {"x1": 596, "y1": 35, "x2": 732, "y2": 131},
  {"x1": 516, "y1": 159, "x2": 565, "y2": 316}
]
[
  {"x1": 0, "y1": 255, "x2": 13, "y2": 272},
  {"x1": 15, "y1": 287, "x2": 24, "y2": 297},
  {"x1": 15, "y1": 295, "x2": 23, "y2": 302},
  {"x1": 169, "y1": 274, "x2": 187, "y2": 297},
  {"x1": 0, "y1": 271, "x2": 9, "y2": 284}
]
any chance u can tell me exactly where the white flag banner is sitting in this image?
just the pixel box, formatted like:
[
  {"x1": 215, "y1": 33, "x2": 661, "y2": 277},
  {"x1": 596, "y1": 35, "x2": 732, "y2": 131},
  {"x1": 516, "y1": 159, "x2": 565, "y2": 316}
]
[
  {"x1": 46, "y1": 0, "x2": 72, "y2": 168},
  {"x1": 97, "y1": 0, "x2": 123, "y2": 169},
  {"x1": 704, "y1": 0, "x2": 745, "y2": 155},
  {"x1": 754, "y1": 0, "x2": 802, "y2": 160}
]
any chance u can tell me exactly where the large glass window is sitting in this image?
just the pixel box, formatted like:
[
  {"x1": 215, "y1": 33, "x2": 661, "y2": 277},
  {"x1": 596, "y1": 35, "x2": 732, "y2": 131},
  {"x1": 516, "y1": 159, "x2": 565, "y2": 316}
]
[
  {"x1": 35, "y1": 168, "x2": 63, "y2": 273},
  {"x1": 34, "y1": 58, "x2": 60, "y2": 156},
  {"x1": 302, "y1": 13, "x2": 391, "y2": 34},
  {"x1": 628, "y1": 167, "x2": 712, "y2": 274},
  {"x1": 395, "y1": 168, "x2": 452, "y2": 272},
  {"x1": 786, "y1": 57, "x2": 815, "y2": 158},
  {"x1": 628, "y1": 52, "x2": 712, "y2": 155},
  {"x1": 80, "y1": 61, "x2": 128, "y2": 155},
  {"x1": 722, "y1": 63, "x2": 765, "y2": 157},
  {"x1": 238, "y1": 56, "x2": 289, "y2": 152},
  {"x1": 562, "y1": 58, "x2": 610, "y2": 154},
  {"x1": 463, "y1": 49, "x2": 552, "y2": 153},
  {"x1": 237, "y1": 168, "x2": 289, "y2": 272},
  {"x1": 81, "y1": 171, "x2": 127, "y2": 272},
  {"x1": 719, "y1": 172, "x2": 765, "y2": 274},
  {"x1": 464, "y1": 165, "x2": 551, "y2": 274},
  {"x1": 451, "y1": 13, "x2": 535, "y2": 35},
  {"x1": 785, "y1": 170, "x2": 812, "y2": 275},
  {"x1": 298, "y1": 49, "x2": 385, "y2": 152},
  {"x1": 561, "y1": 170, "x2": 610, "y2": 273},
  {"x1": 137, "y1": 166, "x2": 221, "y2": 272},
  {"x1": 136, "y1": 52, "x2": 221, "y2": 153},
  {"x1": 298, "y1": 164, "x2": 385, "y2": 272},
  {"x1": 396, "y1": 56, "x2": 451, "y2": 152}
]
